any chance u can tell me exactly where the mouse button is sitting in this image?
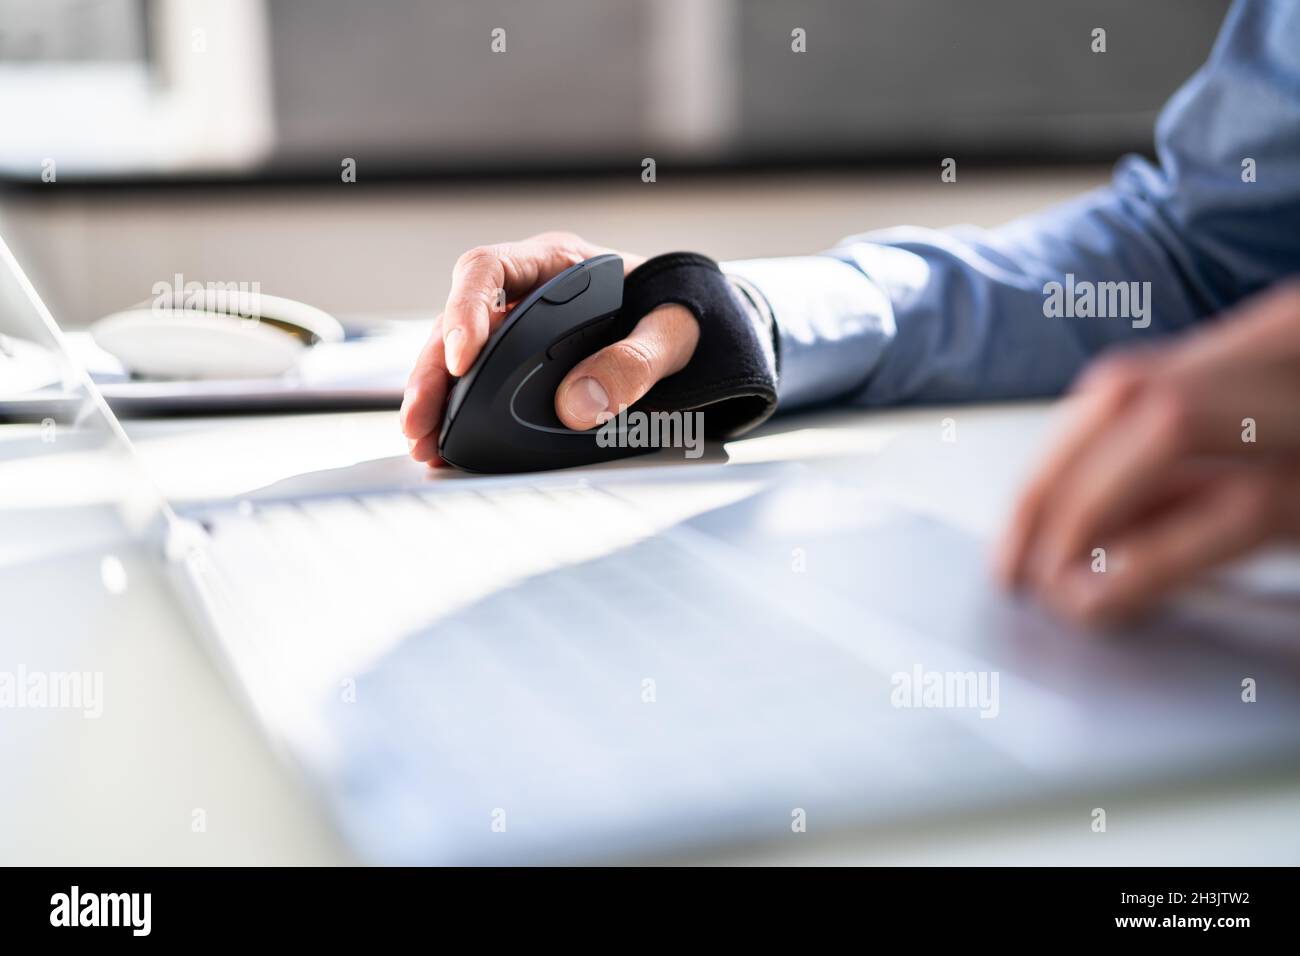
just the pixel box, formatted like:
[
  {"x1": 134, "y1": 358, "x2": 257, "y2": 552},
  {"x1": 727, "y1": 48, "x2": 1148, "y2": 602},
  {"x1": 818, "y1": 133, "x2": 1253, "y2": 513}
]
[
  {"x1": 442, "y1": 374, "x2": 471, "y2": 432},
  {"x1": 441, "y1": 311, "x2": 526, "y2": 428},
  {"x1": 545, "y1": 315, "x2": 617, "y2": 363},
  {"x1": 539, "y1": 268, "x2": 592, "y2": 305}
]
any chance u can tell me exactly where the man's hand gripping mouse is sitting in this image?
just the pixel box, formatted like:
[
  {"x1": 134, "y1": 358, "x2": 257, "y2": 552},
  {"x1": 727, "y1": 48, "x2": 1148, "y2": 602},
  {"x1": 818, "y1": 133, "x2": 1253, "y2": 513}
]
[{"x1": 399, "y1": 232, "x2": 699, "y2": 467}]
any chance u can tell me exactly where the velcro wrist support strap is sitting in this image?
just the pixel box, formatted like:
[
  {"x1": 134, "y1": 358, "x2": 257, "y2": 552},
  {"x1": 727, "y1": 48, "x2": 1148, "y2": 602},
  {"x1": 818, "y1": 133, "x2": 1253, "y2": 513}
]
[{"x1": 621, "y1": 252, "x2": 778, "y2": 438}]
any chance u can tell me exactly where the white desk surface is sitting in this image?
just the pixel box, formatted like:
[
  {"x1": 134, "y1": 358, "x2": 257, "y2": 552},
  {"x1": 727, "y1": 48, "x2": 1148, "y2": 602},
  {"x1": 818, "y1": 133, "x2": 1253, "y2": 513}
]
[{"x1": 5, "y1": 400, "x2": 1300, "y2": 865}]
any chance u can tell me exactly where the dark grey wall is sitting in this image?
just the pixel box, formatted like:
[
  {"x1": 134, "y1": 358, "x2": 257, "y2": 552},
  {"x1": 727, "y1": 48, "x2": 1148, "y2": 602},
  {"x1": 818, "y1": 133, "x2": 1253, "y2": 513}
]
[
  {"x1": 265, "y1": 0, "x2": 1230, "y2": 172},
  {"x1": 268, "y1": 0, "x2": 652, "y2": 167},
  {"x1": 737, "y1": 0, "x2": 1229, "y2": 158}
]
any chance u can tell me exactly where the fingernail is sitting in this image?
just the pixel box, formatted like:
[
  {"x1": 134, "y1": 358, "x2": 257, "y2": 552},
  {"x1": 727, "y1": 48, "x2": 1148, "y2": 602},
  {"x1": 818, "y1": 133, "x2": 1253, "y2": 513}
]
[
  {"x1": 399, "y1": 386, "x2": 417, "y2": 425},
  {"x1": 444, "y1": 328, "x2": 465, "y2": 374},
  {"x1": 564, "y1": 377, "x2": 609, "y2": 425}
]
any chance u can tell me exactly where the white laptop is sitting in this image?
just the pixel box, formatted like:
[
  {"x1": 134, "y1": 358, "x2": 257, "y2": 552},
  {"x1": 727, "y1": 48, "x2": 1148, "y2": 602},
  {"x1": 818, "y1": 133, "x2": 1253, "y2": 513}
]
[{"x1": 4, "y1": 233, "x2": 1300, "y2": 865}]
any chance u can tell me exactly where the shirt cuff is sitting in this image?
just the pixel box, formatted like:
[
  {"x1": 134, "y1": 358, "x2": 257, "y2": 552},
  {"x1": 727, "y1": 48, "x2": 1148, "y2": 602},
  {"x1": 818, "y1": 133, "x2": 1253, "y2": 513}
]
[{"x1": 721, "y1": 255, "x2": 896, "y2": 411}]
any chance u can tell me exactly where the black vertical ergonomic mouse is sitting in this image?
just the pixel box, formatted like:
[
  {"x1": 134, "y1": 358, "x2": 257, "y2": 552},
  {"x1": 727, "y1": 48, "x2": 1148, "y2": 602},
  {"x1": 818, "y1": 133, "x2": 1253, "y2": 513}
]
[{"x1": 438, "y1": 254, "x2": 650, "y2": 473}]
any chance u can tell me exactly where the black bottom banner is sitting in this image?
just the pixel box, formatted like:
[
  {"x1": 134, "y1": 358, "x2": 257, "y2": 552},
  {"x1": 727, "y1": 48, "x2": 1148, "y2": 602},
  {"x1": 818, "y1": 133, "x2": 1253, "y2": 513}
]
[{"x1": 0, "y1": 866, "x2": 1283, "y2": 942}]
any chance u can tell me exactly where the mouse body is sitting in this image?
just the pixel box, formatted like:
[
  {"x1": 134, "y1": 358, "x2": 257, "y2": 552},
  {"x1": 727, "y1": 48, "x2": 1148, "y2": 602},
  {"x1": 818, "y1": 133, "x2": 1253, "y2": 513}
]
[{"x1": 438, "y1": 254, "x2": 650, "y2": 473}]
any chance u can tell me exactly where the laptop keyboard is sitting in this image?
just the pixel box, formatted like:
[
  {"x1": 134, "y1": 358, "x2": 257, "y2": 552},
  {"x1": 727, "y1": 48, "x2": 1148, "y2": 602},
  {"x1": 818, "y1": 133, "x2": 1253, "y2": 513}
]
[{"x1": 188, "y1": 482, "x2": 1016, "y2": 863}]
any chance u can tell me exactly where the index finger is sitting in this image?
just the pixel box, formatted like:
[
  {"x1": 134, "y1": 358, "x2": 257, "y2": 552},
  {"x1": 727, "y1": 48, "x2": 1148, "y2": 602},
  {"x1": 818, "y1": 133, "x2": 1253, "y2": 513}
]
[
  {"x1": 441, "y1": 234, "x2": 608, "y2": 375},
  {"x1": 400, "y1": 314, "x2": 448, "y2": 461},
  {"x1": 1030, "y1": 386, "x2": 1190, "y2": 588},
  {"x1": 995, "y1": 356, "x2": 1149, "y2": 588}
]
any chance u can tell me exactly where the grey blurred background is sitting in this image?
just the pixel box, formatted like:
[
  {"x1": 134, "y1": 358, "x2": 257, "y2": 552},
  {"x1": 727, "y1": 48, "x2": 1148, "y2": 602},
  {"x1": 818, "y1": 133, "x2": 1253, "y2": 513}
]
[
  {"x1": 0, "y1": 0, "x2": 1230, "y2": 327},
  {"x1": 265, "y1": 0, "x2": 1225, "y2": 170}
]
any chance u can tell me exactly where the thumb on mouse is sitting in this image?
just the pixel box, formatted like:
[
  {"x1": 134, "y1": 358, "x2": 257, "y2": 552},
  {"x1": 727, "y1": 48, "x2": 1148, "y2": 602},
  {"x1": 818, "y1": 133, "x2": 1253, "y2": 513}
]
[{"x1": 555, "y1": 303, "x2": 700, "y2": 430}]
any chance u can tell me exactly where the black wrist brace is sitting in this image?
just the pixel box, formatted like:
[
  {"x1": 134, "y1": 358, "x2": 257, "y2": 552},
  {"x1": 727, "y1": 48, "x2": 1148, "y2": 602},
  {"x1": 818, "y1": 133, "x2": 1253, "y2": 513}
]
[{"x1": 620, "y1": 252, "x2": 778, "y2": 438}]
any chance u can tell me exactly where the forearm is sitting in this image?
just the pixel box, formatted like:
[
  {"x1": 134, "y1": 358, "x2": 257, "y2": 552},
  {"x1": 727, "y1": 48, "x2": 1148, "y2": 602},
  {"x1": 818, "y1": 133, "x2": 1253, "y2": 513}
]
[{"x1": 725, "y1": 176, "x2": 1212, "y2": 413}]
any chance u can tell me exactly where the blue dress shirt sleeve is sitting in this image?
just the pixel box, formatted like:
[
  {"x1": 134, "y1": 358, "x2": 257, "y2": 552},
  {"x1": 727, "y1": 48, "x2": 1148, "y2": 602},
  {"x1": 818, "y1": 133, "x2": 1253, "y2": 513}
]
[{"x1": 723, "y1": 0, "x2": 1300, "y2": 412}]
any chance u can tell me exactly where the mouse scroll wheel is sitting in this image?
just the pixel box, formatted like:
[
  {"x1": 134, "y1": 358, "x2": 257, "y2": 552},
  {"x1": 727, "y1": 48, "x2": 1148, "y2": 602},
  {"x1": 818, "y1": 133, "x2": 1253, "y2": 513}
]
[{"x1": 540, "y1": 269, "x2": 592, "y2": 305}]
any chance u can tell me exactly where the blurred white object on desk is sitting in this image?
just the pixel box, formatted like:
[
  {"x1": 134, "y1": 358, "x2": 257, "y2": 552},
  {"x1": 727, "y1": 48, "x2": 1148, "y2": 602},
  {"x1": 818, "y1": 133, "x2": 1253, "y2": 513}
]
[
  {"x1": 62, "y1": 314, "x2": 430, "y2": 416},
  {"x1": 90, "y1": 292, "x2": 346, "y2": 380}
]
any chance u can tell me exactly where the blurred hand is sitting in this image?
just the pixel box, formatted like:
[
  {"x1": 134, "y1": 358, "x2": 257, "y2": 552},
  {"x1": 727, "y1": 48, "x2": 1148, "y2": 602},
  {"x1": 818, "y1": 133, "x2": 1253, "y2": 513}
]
[
  {"x1": 400, "y1": 232, "x2": 699, "y2": 465},
  {"x1": 997, "y1": 281, "x2": 1300, "y2": 626}
]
